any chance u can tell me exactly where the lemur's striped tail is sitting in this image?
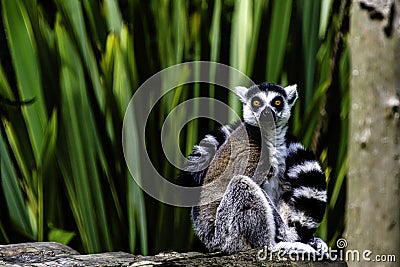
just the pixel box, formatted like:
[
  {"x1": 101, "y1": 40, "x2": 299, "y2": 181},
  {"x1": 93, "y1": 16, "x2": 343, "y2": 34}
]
[{"x1": 282, "y1": 141, "x2": 327, "y2": 242}]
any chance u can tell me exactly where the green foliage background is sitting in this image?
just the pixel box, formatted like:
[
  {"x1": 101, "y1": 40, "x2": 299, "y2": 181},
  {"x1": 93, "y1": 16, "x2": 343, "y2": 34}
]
[{"x1": 0, "y1": 0, "x2": 349, "y2": 254}]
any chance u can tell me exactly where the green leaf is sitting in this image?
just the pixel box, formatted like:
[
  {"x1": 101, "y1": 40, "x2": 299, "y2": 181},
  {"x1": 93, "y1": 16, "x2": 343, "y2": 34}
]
[
  {"x1": 0, "y1": 128, "x2": 34, "y2": 239},
  {"x1": 48, "y1": 227, "x2": 76, "y2": 245},
  {"x1": 209, "y1": 0, "x2": 222, "y2": 62},
  {"x1": 266, "y1": 0, "x2": 292, "y2": 83},
  {"x1": 0, "y1": 64, "x2": 14, "y2": 99},
  {"x1": 127, "y1": 174, "x2": 148, "y2": 255},
  {"x1": 230, "y1": 0, "x2": 251, "y2": 73},
  {"x1": 55, "y1": 18, "x2": 112, "y2": 252},
  {"x1": 2, "y1": 0, "x2": 47, "y2": 163},
  {"x1": 319, "y1": 0, "x2": 334, "y2": 38},
  {"x1": 228, "y1": 0, "x2": 253, "y2": 122},
  {"x1": 124, "y1": 110, "x2": 148, "y2": 254},
  {"x1": 103, "y1": 0, "x2": 123, "y2": 33},
  {"x1": 300, "y1": 1, "x2": 321, "y2": 105},
  {"x1": 55, "y1": 0, "x2": 105, "y2": 111},
  {"x1": 40, "y1": 109, "x2": 58, "y2": 172},
  {"x1": 247, "y1": 0, "x2": 267, "y2": 76}
]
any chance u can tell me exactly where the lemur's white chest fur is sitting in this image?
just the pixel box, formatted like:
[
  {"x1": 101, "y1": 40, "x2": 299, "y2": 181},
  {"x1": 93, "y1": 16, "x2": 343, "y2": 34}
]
[{"x1": 261, "y1": 125, "x2": 288, "y2": 205}]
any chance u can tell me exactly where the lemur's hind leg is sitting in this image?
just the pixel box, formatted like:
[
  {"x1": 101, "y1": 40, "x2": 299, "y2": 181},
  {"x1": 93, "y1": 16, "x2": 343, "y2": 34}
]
[{"x1": 214, "y1": 175, "x2": 281, "y2": 253}]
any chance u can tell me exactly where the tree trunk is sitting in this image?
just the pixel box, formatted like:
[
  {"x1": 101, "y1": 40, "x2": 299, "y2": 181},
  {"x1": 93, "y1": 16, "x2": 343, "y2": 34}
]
[{"x1": 346, "y1": 0, "x2": 400, "y2": 266}]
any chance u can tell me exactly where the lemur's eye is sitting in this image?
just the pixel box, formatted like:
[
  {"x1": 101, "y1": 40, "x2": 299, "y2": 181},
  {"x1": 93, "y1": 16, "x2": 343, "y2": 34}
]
[
  {"x1": 273, "y1": 99, "x2": 282, "y2": 107},
  {"x1": 252, "y1": 98, "x2": 262, "y2": 107}
]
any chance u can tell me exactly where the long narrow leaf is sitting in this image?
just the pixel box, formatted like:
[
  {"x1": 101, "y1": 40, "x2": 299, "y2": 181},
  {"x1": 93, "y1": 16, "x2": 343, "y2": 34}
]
[
  {"x1": 0, "y1": 127, "x2": 34, "y2": 239},
  {"x1": 266, "y1": 0, "x2": 292, "y2": 83},
  {"x1": 2, "y1": 0, "x2": 47, "y2": 163},
  {"x1": 55, "y1": 0, "x2": 105, "y2": 111},
  {"x1": 55, "y1": 19, "x2": 114, "y2": 252}
]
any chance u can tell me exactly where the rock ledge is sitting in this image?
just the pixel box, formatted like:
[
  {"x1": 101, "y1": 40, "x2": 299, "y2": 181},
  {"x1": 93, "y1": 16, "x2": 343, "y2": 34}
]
[{"x1": 0, "y1": 242, "x2": 347, "y2": 266}]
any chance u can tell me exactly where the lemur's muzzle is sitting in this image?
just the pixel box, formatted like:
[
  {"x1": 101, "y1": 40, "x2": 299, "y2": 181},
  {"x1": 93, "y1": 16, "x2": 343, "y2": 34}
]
[{"x1": 260, "y1": 107, "x2": 276, "y2": 123}]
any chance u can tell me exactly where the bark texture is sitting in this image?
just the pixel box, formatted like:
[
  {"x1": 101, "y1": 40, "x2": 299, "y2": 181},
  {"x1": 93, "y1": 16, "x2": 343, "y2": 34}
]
[
  {"x1": 346, "y1": 0, "x2": 400, "y2": 266},
  {"x1": 0, "y1": 242, "x2": 347, "y2": 267}
]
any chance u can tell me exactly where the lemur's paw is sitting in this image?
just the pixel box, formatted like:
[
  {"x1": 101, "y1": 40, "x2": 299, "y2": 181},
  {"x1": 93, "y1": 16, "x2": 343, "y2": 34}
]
[
  {"x1": 308, "y1": 237, "x2": 330, "y2": 259},
  {"x1": 272, "y1": 242, "x2": 322, "y2": 260},
  {"x1": 273, "y1": 241, "x2": 331, "y2": 260}
]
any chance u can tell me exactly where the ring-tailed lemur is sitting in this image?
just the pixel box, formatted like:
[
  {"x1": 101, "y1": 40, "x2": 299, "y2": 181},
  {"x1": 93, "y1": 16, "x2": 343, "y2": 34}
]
[{"x1": 181, "y1": 82, "x2": 328, "y2": 255}]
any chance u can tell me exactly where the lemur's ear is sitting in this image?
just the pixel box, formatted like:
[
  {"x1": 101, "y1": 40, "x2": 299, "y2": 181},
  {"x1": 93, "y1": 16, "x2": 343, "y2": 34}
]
[
  {"x1": 284, "y1": 84, "x2": 298, "y2": 107},
  {"x1": 234, "y1": 86, "x2": 248, "y2": 103}
]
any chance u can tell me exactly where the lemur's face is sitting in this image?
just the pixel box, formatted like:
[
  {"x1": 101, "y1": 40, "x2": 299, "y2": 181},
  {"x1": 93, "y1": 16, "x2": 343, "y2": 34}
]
[{"x1": 235, "y1": 83, "x2": 298, "y2": 128}]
